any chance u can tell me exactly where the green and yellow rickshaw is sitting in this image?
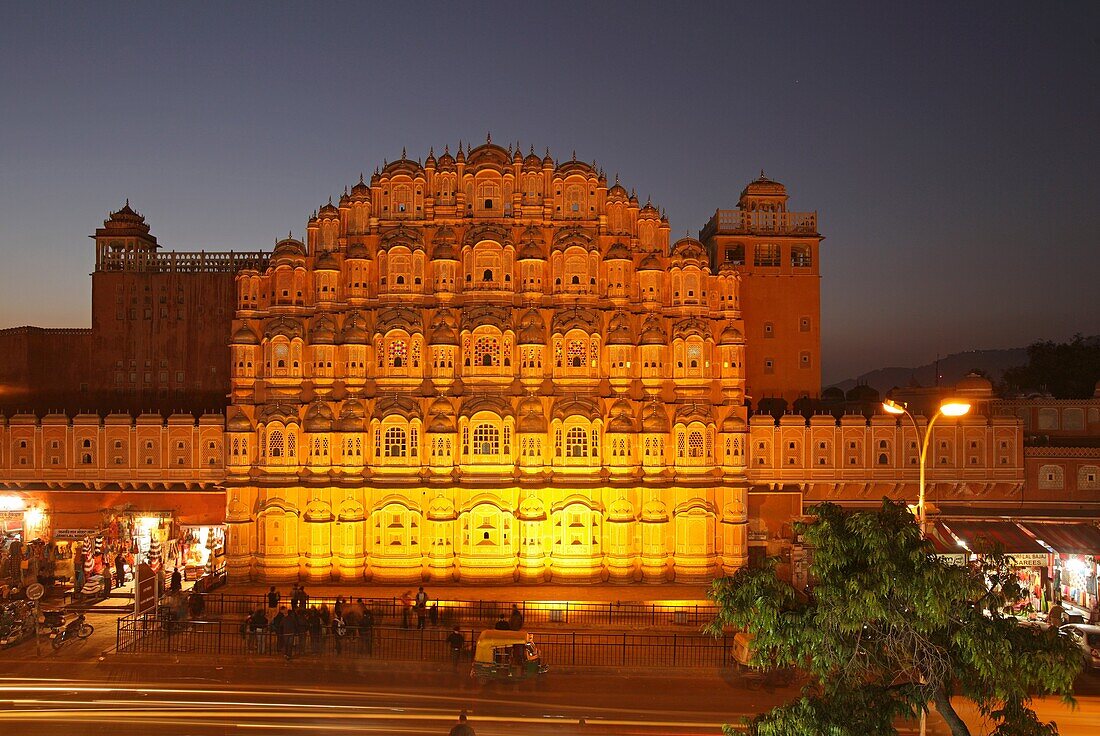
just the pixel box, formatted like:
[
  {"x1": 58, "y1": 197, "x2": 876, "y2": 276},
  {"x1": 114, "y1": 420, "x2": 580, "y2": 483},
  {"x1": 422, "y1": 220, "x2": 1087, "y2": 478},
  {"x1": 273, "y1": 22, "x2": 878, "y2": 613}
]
[{"x1": 471, "y1": 630, "x2": 548, "y2": 682}]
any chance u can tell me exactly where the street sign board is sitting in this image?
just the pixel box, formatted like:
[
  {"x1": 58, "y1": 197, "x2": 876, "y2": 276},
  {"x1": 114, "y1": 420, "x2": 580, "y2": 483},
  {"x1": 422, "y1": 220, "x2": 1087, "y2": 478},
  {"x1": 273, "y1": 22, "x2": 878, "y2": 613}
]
[
  {"x1": 135, "y1": 563, "x2": 158, "y2": 615},
  {"x1": 26, "y1": 583, "x2": 44, "y2": 601}
]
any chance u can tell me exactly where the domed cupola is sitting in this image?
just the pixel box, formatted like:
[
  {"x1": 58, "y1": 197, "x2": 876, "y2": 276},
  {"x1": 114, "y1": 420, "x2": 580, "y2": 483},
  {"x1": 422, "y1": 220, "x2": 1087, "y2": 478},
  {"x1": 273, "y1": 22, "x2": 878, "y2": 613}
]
[
  {"x1": 637, "y1": 253, "x2": 662, "y2": 272},
  {"x1": 518, "y1": 239, "x2": 546, "y2": 261},
  {"x1": 304, "y1": 401, "x2": 334, "y2": 432},
  {"x1": 346, "y1": 242, "x2": 370, "y2": 260},
  {"x1": 718, "y1": 322, "x2": 744, "y2": 345},
  {"x1": 436, "y1": 144, "x2": 456, "y2": 171},
  {"x1": 641, "y1": 402, "x2": 669, "y2": 433},
  {"x1": 309, "y1": 314, "x2": 337, "y2": 344},
  {"x1": 524, "y1": 146, "x2": 542, "y2": 170},
  {"x1": 607, "y1": 311, "x2": 633, "y2": 345},
  {"x1": 227, "y1": 408, "x2": 253, "y2": 432},
  {"x1": 349, "y1": 174, "x2": 371, "y2": 201},
  {"x1": 639, "y1": 315, "x2": 666, "y2": 345},
  {"x1": 518, "y1": 398, "x2": 548, "y2": 434},
  {"x1": 318, "y1": 198, "x2": 339, "y2": 218},
  {"x1": 272, "y1": 237, "x2": 307, "y2": 266},
  {"x1": 335, "y1": 400, "x2": 368, "y2": 432},
  {"x1": 430, "y1": 312, "x2": 459, "y2": 345},
  {"x1": 427, "y1": 395, "x2": 457, "y2": 433},
  {"x1": 517, "y1": 309, "x2": 546, "y2": 345},
  {"x1": 607, "y1": 398, "x2": 637, "y2": 433},
  {"x1": 339, "y1": 314, "x2": 369, "y2": 344},
  {"x1": 432, "y1": 232, "x2": 459, "y2": 261},
  {"x1": 231, "y1": 323, "x2": 260, "y2": 345},
  {"x1": 720, "y1": 411, "x2": 747, "y2": 433},
  {"x1": 424, "y1": 147, "x2": 437, "y2": 168},
  {"x1": 604, "y1": 241, "x2": 631, "y2": 261},
  {"x1": 258, "y1": 402, "x2": 300, "y2": 425},
  {"x1": 314, "y1": 250, "x2": 340, "y2": 271}
]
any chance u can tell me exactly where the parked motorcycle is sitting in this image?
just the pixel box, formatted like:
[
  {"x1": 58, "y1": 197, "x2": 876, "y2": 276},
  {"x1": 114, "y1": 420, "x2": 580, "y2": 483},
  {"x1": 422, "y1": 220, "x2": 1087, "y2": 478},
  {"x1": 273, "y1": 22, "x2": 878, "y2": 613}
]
[
  {"x1": 42, "y1": 612, "x2": 93, "y2": 650},
  {"x1": 0, "y1": 601, "x2": 36, "y2": 648}
]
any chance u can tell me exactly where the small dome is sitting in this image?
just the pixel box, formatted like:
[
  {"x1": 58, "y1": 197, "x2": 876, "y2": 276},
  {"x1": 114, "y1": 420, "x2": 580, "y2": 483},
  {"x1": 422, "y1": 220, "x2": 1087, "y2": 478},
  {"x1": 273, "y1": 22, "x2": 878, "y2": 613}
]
[
  {"x1": 718, "y1": 323, "x2": 744, "y2": 345},
  {"x1": 350, "y1": 176, "x2": 371, "y2": 200},
  {"x1": 231, "y1": 324, "x2": 260, "y2": 345},
  {"x1": 258, "y1": 403, "x2": 299, "y2": 425},
  {"x1": 304, "y1": 401, "x2": 334, "y2": 432},
  {"x1": 720, "y1": 411, "x2": 747, "y2": 432},
  {"x1": 346, "y1": 242, "x2": 370, "y2": 259},
  {"x1": 641, "y1": 403, "x2": 669, "y2": 433},
  {"x1": 740, "y1": 173, "x2": 787, "y2": 198},
  {"x1": 339, "y1": 320, "x2": 369, "y2": 344},
  {"x1": 641, "y1": 499, "x2": 668, "y2": 522},
  {"x1": 517, "y1": 495, "x2": 547, "y2": 521},
  {"x1": 607, "y1": 312, "x2": 633, "y2": 345},
  {"x1": 428, "y1": 395, "x2": 455, "y2": 416},
  {"x1": 639, "y1": 319, "x2": 666, "y2": 345},
  {"x1": 318, "y1": 200, "x2": 339, "y2": 217},
  {"x1": 524, "y1": 150, "x2": 542, "y2": 169},
  {"x1": 310, "y1": 315, "x2": 337, "y2": 344},
  {"x1": 314, "y1": 250, "x2": 340, "y2": 271},
  {"x1": 426, "y1": 495, "x2": 456, "y2": 521},
  {"x1": 637, "y1": 253, "x2": 662, "y2": 271},
  {"x1": 226, "y1": 409, "x2": 252, "y2": 432},
  {"x1": 517, "y1": 240, "x2": 546, "y2": 261},
  {"x1": 607, "y1": 401, "x2": 636, "y2": 433},
  {"x1": 431, "y1": 323, "x2": 459, "y2": 346},
  {"x1": 955, "y1": 371, "x2": 993, "y2": 393},
  {"x1": 517, "y1": 395, "x2": 543, "y2": 416},
  {"x1": 432, "y1": 240, "x2": 458, "y2": 261},
  {"x1": 272, "y1": 238, "x2": 306, "y2": 265},
  {"x1": 428, "y1": 413, "x2": 457, "y2": 433},
  {"x1": 604, "y1": 242, "x2": 631, "y2": 261},
  {"x1": 335, "y1": 400, "x2": 368, "y2": 432},
  {"x1": 518, "y1": 406, "x2": 547, "y2": 433},
  {"x1": 607, "y1": 497, "x2": 635, "y2": 522}
]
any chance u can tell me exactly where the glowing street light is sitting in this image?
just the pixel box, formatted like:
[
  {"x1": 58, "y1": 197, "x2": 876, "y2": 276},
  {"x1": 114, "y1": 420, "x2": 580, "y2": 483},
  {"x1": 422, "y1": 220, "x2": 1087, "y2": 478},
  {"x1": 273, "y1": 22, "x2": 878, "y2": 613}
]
[{"x1": 881, "y1": 398, "x2": 971, "y2": 526}]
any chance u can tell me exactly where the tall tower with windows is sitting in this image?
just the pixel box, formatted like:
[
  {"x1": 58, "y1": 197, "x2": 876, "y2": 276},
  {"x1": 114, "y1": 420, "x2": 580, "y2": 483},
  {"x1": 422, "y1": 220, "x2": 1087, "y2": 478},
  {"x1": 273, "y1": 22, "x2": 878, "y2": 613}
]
[{"x1": 700, "y1": 174, "x2": 822, "y2": 405}]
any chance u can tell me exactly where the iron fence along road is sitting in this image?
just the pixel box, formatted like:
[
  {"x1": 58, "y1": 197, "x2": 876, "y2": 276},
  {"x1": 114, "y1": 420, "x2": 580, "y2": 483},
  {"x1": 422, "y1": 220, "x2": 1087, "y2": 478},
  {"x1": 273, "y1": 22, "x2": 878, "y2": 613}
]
[{"x1": 116, "y1": 614, "x2": 731, "y2": 669}]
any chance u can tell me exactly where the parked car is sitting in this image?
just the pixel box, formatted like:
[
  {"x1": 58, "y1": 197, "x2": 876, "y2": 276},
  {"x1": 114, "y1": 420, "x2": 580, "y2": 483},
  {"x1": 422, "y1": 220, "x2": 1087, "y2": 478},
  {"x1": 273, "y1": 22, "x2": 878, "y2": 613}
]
[{"x1": 1062, "y1": 624, "x2": 1100, "y2": 671}]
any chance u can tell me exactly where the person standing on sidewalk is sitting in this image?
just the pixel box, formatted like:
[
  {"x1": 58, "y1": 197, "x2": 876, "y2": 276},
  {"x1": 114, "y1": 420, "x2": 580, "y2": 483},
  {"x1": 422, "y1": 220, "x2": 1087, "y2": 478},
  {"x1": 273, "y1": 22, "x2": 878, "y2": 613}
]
[
  {"x1": 332, "y1": 610, "x2": 346, "y2": 655},
  {"x1": 280, "y1": 607, "x2": 298, "y2": 660},
  {"x1": 248, "y1": 607, "x2": 268, "y2": 654},
  {"x1": 447, "y1": 626, "x2": 465, "y2": 672},
  {"x1": 400, "y1": 590, "x2": 413, "y2": 629},
  {"x1": 508, "y1": 604, "x2": 524, "y2": 631},
  {"x1": 414, "y1": 586, "x2": 429, "y2": 630},
  {"x1": 266, "y1": 586, "x2": 280, "y2": 615}
]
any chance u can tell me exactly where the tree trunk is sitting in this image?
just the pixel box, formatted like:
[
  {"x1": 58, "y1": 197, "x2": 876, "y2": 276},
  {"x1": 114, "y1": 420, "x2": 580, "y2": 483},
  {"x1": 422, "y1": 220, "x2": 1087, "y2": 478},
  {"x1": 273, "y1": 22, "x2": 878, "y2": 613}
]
[{"x1": 932, "y1": 685, "x2": 970, "y2": 736}]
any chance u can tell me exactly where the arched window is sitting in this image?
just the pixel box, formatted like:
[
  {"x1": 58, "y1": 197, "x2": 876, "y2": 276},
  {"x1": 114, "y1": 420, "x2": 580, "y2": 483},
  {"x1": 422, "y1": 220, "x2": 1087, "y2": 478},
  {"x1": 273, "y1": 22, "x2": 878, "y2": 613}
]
[
  {"x1": 566, "y1": 427, "x2": 588, "y2": 458},
  {"x1": 472, "y1": 424, "x2": 500, "y2": 455},
  {"x1": 483, "y1": 269, "x2": 493, "y2": 282},
  {"x1": 688, "y1": 431, "x2": 704, "y2": 458},
  {"x1": 473, "y1": 336, "x2": 499, "y2": 367},
  {"x1": 269, "y1": 430, "x2": 284, "y2": 458},
  {"x1": 384, "y1": 427, "x2": 407, "y2": 458}
]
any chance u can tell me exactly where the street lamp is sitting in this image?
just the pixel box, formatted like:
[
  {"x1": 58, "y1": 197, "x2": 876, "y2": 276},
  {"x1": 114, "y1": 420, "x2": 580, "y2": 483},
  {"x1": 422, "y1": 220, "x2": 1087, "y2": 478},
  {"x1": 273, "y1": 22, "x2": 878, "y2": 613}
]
[{"x1": 881, "y1": 398, "x2": 971, "y2": 526}]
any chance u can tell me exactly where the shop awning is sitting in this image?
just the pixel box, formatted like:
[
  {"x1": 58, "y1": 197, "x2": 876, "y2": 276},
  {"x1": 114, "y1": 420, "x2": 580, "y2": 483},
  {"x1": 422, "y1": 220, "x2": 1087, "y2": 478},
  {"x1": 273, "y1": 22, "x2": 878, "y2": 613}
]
[
  {"x1": 940, "y1": 520, "x2": 1048, "y2": 555},
  {"x1": 1019, "y1": 523, "x2": 1100, "y2": 556},
  {"x1": 927, "y1": 522, "x2": 965, "y2": 554}
]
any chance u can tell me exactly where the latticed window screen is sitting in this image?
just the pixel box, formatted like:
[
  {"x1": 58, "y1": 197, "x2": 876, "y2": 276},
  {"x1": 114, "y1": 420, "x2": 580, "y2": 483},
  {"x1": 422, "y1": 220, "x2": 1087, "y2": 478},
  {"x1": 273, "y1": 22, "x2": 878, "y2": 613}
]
[
  {"x1": 472, "y1": 424, "x2": 499, "y2": 455},
  {"x1": 269, "y1": 430, "x2": 284, "y2": 457},
  {"x1": 286, "y1": 433, "x2": 295, "y2": 457},
  {"x1": 384, "y1": 426, "x2": 407, "y2": 457},
  {"x1": 567, "y1": 340, "x2": 587, "y2": 368},
  {"x1": 474, "y1": 337, "x2": 499, "y2": 367},
  {"x1": 388, "y1": 340, "x2": 408, "y2": 368},
  {"x1": 566, "y1": 427, "x2": 588, "y2": 457},
  {"x1": 688, "y1": 431, "x2": 704, "y2": 458}
]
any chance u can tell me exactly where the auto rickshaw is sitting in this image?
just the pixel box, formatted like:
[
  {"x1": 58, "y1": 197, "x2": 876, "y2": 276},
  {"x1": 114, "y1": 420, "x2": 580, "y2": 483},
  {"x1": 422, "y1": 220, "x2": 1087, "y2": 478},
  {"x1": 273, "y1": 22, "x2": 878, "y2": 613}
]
[
  {"x1": 730, "y1": 631, "x2": 794, "y2": 690},
  {"x1": 471, "y1": 630, "x2": 548, "y2": 682}
]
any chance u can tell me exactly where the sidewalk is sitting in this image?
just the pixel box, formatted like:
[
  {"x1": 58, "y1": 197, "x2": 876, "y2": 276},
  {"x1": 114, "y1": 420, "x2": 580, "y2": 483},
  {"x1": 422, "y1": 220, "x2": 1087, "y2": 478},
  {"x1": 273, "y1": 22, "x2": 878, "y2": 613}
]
[{"x1": 223, "y1": 581, "x2": 713, "y2": 604}]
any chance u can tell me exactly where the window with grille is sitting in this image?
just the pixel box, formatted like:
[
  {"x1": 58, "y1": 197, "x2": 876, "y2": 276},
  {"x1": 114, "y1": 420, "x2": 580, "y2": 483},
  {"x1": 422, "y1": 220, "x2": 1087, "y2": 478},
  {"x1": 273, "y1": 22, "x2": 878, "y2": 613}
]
[
  {"x1": 384, "y1": 427, "x2": 407, "y2": 458},
  {"x1": 474, "y1": 336, "x2": 499, "y2": 367},
  {"x1": 755, "y1": 243, "x2": 781, "y2": 267},
  {"x1": 566, "y1": 427, "x2": 588, "y2": 457},
  {"x1": 567, "y1": 340, "x2": 587, "y2": 368},
  {"x1": 687, "y1": 431, "x2": 704, "y2": 458},
  {"x1": 472, "y1": 424, "x2": 499, "y2": 455},
  {"x1": 389, "y1": 340, "x2": 408, "y2": 369},
  {"x1": 269, "y1": 430, "x2": 284, "y2": 458}
]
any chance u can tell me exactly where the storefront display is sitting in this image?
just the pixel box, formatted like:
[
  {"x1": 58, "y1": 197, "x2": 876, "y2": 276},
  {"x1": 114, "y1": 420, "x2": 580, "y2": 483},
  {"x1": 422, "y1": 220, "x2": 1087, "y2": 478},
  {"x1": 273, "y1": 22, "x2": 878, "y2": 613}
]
[{"x1": 1054, "y1": 555, "x2": 1098, "y2": 622}]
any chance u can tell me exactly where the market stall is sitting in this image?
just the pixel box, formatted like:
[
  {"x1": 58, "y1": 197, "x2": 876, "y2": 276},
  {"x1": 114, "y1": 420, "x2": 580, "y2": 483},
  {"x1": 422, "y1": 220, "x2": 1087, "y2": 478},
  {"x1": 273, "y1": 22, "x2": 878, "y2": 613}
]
[{"x1": 1021, "y1": 523, "x2": 1100, "y2": 624}]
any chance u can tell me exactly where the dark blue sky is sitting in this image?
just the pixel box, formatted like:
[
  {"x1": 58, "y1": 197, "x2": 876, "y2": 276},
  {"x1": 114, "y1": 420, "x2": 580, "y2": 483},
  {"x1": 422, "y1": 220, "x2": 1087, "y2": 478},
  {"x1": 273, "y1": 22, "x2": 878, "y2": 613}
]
[{"x1": 1, "y1": 2, "x2": 1097, "y2": 384}]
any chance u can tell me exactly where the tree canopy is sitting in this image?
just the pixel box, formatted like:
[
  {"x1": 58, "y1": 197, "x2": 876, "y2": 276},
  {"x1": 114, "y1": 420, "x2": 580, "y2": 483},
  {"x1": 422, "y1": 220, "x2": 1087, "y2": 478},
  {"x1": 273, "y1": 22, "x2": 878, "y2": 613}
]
[
  {"x1": 1001, "y1": 335, "x2": 1100, "y2": 399},
  {"x1": 708, "y1": 500, "x2": 1082, "y2": 736}
]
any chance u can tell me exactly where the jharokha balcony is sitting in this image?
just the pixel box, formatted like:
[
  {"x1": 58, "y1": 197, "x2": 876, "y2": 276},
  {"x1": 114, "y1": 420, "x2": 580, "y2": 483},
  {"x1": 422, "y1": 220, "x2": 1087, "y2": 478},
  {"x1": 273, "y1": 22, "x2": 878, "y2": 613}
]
[{"x1": 699, "y1": 208, "x2": 819, "y2": 240}]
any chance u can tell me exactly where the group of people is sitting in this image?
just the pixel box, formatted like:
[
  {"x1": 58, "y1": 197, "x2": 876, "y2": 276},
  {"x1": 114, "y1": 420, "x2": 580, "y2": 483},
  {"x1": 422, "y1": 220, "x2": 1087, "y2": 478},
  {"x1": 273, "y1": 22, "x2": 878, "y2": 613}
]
[{"x1": 245, "y1": 584, "x2": 378, "y2": 659}]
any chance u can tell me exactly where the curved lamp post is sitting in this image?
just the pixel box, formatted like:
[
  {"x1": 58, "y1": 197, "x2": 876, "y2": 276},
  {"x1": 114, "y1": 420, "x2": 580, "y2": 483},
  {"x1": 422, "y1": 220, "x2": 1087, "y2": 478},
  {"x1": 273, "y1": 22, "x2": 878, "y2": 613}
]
[{"x1": 881, "y1": 398, "x2": 971, "y2": 527}]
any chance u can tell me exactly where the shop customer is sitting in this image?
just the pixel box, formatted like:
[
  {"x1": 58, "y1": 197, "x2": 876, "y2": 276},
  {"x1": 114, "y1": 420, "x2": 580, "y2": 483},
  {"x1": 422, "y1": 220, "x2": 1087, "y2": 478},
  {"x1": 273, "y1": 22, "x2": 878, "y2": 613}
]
[{"x1": 1048, "y1": 601, "x2": 1066, "y2": 627}]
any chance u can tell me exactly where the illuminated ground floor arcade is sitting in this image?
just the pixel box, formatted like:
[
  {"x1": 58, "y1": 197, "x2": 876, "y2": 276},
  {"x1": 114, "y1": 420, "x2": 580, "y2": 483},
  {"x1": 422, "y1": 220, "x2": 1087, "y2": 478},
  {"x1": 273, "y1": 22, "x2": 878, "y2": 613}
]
[{"x1": 223, "y1": 483, "x2": 749, "y2": 584}]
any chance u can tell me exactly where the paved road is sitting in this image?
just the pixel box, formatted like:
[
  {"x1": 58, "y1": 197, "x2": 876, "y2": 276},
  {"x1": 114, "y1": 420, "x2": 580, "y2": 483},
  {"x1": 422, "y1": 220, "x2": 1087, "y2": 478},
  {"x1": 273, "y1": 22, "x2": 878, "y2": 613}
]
[{"x1": 2, "y1": 611, "x2": 1097, "y2": 735}]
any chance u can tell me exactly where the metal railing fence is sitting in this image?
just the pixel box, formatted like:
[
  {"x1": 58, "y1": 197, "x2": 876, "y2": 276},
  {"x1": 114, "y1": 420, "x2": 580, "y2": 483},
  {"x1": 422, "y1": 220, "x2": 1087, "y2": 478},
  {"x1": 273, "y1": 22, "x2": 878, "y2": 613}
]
[
  {"x1": 194, "y1": 593, "x2": 717, "y2": 629},
  {"x1": 116, "y1": 614, "x2": 730, "y2": 669}
]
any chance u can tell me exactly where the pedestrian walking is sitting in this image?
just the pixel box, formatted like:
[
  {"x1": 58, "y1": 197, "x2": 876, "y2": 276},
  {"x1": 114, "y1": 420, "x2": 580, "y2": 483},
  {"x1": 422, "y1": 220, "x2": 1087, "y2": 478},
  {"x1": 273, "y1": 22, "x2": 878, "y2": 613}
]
[
  {"x1": 449, "y1": 711, "x2": 476, "y2": 736},
  {"x1": 332, "y1": 611, "x2": 346, "y2": 655},
  {"x1": 360, "y1": 602, "x2": 374, "y2": 654},
  {"x1": 447, "y1": 626, "x2": 465, "y2": 672},
  {"x1": 114, "y1": 552, "x2": 126, "y2": 587},
  {"x1": 248, "y1": 607, "x2": 268, "y2": 654},
  {"x1": 282, "y1": 607, "x2": 299, "y2": 660},
  {"x1": 508, "y1": 604, "x2": 524, "y2": 631},
  {"x1": 266, "y1": 585, "x2": 280, "y2": 614},
  {"x1": 414, "y1": 586, "x2": 429, "y2": 630}
]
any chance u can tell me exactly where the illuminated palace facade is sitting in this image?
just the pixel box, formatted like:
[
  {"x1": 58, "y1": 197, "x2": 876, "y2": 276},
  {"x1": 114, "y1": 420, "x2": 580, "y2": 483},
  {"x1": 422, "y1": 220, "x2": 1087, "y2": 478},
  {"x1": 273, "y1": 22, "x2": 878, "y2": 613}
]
[{"x1": 1, "y1": 139, "x2": 1034, "y2": 586}]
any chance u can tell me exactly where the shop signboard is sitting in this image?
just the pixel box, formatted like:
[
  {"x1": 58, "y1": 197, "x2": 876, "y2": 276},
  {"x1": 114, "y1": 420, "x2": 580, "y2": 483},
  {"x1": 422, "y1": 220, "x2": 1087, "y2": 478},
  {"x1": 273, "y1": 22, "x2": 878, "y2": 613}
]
[
  {"x1": 936, "y1": 553, "x2": 968, "y2": 567},
  {"x1": 1008, "y1": 553, "x2": 1051, "y2": 568},
  {"x1": 0, "y1": 510, "x2": 21, "y2": 532},
  {"x1": 135, "y1": 563, "x2": 157, "y2": 616},
  {"x1": 54, "y1": 528, "x2": 100, "y2": 540}
]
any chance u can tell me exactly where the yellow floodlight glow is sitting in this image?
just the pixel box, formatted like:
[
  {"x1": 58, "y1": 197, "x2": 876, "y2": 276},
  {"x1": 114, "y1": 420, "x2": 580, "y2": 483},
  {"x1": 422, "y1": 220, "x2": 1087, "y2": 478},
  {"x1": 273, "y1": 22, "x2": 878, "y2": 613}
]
[
  {"x1": 881, "y1": 399, "x2": 906, "y2": 415},
  {"x1": 939, "y1": 401, "x2": 971, "y2": 417}
]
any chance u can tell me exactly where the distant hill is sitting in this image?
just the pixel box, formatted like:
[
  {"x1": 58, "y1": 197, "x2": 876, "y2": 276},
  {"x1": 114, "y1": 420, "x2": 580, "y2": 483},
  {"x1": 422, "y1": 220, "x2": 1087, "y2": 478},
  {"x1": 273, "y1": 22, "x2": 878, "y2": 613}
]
[{"x1": 830, "y1": 347, "x2": 1028, "y2": 396}]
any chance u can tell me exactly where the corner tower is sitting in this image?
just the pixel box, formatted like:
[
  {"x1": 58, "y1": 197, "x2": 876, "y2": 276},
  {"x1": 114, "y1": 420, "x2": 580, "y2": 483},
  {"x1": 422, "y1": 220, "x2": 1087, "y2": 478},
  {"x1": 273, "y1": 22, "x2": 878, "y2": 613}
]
[{"x1": 700, "y1": 174, "x2": 821, "y2": 405}]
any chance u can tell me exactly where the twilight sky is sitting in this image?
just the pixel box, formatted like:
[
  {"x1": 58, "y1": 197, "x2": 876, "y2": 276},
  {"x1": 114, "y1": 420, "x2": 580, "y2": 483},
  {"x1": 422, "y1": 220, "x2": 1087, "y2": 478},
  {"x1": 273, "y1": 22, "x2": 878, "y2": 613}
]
[{"x1": 1, "y1": 2, "x2": 1097, "y2": 385}]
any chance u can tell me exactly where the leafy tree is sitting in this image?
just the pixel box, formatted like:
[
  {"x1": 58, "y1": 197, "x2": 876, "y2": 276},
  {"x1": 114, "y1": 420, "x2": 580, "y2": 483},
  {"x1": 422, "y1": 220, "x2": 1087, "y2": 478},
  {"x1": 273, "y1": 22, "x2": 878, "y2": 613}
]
[
  {"x1": 707, "y1": 500, "x2": 1082, "y2": 736},
  {"x1": 1002, "y1": 335, "x2": 1100, "y2": 399}
]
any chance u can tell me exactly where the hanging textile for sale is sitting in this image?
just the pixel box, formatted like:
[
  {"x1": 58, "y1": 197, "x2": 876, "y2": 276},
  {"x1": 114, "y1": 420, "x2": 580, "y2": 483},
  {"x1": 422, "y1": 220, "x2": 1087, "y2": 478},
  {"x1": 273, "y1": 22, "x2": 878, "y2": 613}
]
[{"x1": 148, "y1": 534, "x2": 162, "y2": 571}]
